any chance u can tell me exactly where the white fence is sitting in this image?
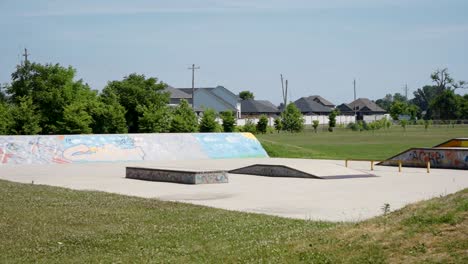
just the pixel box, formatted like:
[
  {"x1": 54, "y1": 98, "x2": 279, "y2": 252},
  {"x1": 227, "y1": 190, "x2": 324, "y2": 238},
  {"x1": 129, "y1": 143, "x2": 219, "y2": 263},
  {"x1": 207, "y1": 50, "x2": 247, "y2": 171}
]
[{"x1": 234, "y1": 114, "x2": 389, "y2": 126}]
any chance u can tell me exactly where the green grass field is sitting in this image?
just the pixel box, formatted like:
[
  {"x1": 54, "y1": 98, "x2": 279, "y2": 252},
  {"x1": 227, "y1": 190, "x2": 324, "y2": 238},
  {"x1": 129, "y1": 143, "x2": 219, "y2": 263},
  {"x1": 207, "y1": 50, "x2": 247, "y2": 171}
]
[
  {"x1": 1, "y1": 180, "x2": 467, "y2": 263},
  {"x1": 257, "y1": 125, "x2": 468, "y2": 160},
  {"x1": 1, "y1": 126, "x2": 467, "y2": 263}
]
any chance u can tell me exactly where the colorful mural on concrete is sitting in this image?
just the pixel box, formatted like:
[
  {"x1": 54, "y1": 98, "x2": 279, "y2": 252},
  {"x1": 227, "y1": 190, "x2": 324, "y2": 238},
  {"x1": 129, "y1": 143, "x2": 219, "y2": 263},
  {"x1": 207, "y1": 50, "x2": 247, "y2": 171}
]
[
  {"x1": 379, "y1": 148, "x2": 468, "y2": 169},
  {"x1": 194, "y1": 133, "x2": 268, "y2": 159},
  {"x1": 0, "y1": 133, "x2": 268, "y2": 165},
  {"x1": 434, "y1": 138, "x2": 468, "y2": 148}
]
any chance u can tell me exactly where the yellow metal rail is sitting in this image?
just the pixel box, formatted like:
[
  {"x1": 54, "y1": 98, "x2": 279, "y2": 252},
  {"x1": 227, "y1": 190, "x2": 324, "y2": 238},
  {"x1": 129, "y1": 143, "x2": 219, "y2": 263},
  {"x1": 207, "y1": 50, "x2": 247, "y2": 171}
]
[{"x1": 345, "y1": 159, "x2": 430, "y2": 173}]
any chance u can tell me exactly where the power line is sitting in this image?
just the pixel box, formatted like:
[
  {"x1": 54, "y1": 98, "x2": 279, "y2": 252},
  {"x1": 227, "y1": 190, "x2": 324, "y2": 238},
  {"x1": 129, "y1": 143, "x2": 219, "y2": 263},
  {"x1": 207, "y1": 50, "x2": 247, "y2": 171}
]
[{"x1": 188, "y1": 64, "x2": 200, "y2": 110}]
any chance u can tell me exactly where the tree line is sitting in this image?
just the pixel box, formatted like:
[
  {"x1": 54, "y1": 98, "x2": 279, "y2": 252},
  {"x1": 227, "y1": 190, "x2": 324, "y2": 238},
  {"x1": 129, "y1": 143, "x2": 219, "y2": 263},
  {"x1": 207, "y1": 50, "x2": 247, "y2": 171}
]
[
  {"x1": 0, "y1": 61, "x2": 307, "y2": 135},
  {"x1": 375, "y1": 69, "x2": 468, "y2": 120}
]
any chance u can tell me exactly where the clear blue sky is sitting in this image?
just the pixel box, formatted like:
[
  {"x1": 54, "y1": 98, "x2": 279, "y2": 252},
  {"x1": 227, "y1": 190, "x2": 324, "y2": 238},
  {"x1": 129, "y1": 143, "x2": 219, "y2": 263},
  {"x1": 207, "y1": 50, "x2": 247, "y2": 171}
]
[{"x1": 1, "y1": 0, "x2": 467, "y2": 105}]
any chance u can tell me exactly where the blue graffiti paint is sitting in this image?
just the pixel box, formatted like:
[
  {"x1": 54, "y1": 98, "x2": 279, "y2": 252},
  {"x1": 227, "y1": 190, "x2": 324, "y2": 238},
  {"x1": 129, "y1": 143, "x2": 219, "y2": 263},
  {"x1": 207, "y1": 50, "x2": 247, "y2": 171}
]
[{"x1": 194, "y1": 133, "x2": 268, "y2": 159}]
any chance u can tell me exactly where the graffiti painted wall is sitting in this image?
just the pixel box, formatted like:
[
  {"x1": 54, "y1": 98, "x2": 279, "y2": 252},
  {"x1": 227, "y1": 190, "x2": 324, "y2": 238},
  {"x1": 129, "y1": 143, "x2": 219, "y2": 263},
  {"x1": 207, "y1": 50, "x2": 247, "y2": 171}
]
[
  {"x1": 434, "y1": 138, "x2": 468, "y2": 148},
  {"x1": 380, "y1": 148, "x2": 468, "y2": 169},
  {"x1": 0, "y1": 133, "x2": 268, "y2": 165}
]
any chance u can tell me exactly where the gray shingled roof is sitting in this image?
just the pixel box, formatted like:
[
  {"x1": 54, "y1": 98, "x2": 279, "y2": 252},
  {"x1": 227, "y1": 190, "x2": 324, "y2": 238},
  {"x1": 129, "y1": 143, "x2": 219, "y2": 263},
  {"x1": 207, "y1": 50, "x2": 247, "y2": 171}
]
[
  {"x1": 348, "y1": 98, "x2": 386, "y2": 113},
  {"x1": 164, "y1": 85, "x2": 192, "y2": 99},
  {"x1": 294, "y1": 97, "x2": 333, "y2": 113},
  {"x1": 177, "y1": 87, "x2": 215, "y2": 95},
  {"x1": 241, "y1": 99, "x2": 279, "y2": 113},
  {"x1": 336, "y1": 103, "x2": 353, "y2": 112},
  {"x1": 307, "y1": 95, "x2": 335, "y2": 107}
]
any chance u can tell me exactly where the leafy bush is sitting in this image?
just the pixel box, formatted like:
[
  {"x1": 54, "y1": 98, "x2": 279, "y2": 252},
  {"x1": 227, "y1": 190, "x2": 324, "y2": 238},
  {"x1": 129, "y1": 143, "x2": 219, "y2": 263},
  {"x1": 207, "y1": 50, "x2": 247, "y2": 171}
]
[
  {"x1": 328, "y1": 110, "x2": 339, "y2": 132},
  {"x1": 274, "y1": 117, "x2": 282, "y2": 133},
  {"x1": 199, "y1": 108, "x2": 218, "y2": 132},
  {"x1": 220, "y1": 111, "x2": 236, "y2": 132},
  {"x1": 281, "y1": 103, "x2": 304, "y2": 132},
  {"x1": 243, "y1": 119, "x2": 257, "y2": 134},
  {"x1": 312, "y1": 120, "x2": 319, "y2": 133},
  {"x1": 170, "y1": 99, "x2": 198, "y2": 132},
  {"x1": 256, "y1": 115, "x2": 268, "y2": 134}
]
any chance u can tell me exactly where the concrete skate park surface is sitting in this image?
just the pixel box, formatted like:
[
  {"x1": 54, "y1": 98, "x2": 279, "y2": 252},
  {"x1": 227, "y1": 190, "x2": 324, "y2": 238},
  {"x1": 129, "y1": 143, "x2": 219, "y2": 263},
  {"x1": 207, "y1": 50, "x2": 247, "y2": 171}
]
[{"x1": 1, "y1": 158, "x2": 467, "y2": 222}]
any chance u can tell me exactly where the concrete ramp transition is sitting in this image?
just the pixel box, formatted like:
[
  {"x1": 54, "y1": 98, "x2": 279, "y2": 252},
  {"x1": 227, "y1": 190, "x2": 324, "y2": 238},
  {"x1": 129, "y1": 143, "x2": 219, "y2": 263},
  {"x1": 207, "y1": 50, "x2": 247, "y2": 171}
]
[
  {"x1": 379, "y1": 138, "x2": 468, "y2": 170},
  {"x1": 0, "y1": 133, "x2": 268, "y2": 165}
]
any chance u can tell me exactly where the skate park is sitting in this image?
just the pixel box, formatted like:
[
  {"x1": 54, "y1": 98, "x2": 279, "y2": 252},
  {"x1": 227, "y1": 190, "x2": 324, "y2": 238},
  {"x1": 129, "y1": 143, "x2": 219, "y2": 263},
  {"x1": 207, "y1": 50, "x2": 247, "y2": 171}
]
[{"x1": 1, "y1": 133, "x2": 467, "y2": 222}]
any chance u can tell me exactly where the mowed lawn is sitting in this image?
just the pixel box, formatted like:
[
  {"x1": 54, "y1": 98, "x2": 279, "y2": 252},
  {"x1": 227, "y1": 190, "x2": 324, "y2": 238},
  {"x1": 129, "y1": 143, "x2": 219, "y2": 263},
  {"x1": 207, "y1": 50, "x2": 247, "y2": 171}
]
[
  {"x1": 257, "y1": 125, "x2": 468, "y2": 160},
  {"x1": 0, "y1": 180, "x2": 467, "y2": 263}
]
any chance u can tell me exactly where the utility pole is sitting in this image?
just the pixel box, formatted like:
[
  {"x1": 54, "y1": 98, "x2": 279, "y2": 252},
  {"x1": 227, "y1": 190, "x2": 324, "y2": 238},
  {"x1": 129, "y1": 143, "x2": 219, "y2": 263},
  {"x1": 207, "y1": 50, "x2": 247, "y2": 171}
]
[
  {"x1": 280, "y1": 74, "x2": 288, "y2": 110},
  {"x1": 353, "y1": 78, "x2": 356, "y2": 102},
  {"x1": 353, "y1": 78, "x2": 357, "y2": 119},
  {"x1": 404, "y1": 83, "x2": 408, "y2": 101},
  {"x1": 188, "y1": 64, "x2": 200, "y2": 110},
  {"x1": 22, "y1": 48, "x2": 30, "y2": 64}
]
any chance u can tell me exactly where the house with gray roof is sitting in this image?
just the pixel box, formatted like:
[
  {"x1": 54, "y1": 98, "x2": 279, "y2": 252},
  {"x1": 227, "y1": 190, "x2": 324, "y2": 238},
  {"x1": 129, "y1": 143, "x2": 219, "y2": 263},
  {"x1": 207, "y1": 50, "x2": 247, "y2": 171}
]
[
  {"x1": 337, "y1": 98, "x2": 387, "y2": 121},
  {"x1": 164, "y1": 85, "x2": 192, "y2": 105},
  {"x1": 241, "y1": 99, "x2": 280, "y2": 118},
  {"x1": 293, "y1": 96, "x2": 334, "y2": 115},
  {"x1": 177, "y1": 86, "x2": 241, "y2": 117},
  {"x1": 306, "y1": 95, "x2": 335, "y2": 108}
]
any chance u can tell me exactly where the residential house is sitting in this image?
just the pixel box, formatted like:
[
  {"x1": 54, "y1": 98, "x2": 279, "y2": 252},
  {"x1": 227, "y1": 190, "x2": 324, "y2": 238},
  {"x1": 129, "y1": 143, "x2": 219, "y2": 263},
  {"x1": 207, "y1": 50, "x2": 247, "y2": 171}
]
[
  {"x1": 240, "y1": 99, "x2": 280, "y2": 118},
  {"x1": 177, "y1": 86, "x2": 241, "y2": 117},
  {"x1": 338, "y1": 98, "x2": 387, "y2": 121},
  {"x1": 164, "y1": 85, "x2": 192, "y2": 105},
  {"x1": 306, "y1": 95, "x2": 336, "y2": 108},
  {"x1": 293, "y1": 96, "x2": 334, "y2": 115}
]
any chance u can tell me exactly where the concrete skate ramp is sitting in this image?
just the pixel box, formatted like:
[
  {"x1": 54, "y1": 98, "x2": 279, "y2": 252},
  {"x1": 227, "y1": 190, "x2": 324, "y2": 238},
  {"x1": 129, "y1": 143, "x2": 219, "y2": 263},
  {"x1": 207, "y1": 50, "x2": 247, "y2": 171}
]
[
  {"x1": 434, "y1": 138, "x2": 468, "y2": 148},
  {"x1": 228, "y1": 159, "x2": 375, "y2": 179},
  {"x1": 378, "y1": 147, "x2": 468, "y2": 169},
  {"x1": 229, "y1": 164, "x2": 322, "y2": 179},
  {"x1": 0, "y1": 133, "x2": 268, "y2": 165}
]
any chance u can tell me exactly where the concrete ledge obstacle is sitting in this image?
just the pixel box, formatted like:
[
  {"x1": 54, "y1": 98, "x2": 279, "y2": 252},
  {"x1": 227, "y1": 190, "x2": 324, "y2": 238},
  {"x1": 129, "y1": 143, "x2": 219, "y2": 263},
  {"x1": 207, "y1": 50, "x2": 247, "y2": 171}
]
[
  {"x1": 126, "y1": 167, "x2": 228, "y2": 184},
  {"x1": 229, "y1": 164, "x2": 322, "y2": 179}
]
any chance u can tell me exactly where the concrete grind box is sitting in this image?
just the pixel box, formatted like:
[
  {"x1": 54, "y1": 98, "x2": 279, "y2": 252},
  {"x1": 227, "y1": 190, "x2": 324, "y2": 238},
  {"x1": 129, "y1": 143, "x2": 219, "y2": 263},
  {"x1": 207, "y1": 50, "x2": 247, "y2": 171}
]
[{"x1": 126, "y1": 167, "x2": 228, "y2": 184}]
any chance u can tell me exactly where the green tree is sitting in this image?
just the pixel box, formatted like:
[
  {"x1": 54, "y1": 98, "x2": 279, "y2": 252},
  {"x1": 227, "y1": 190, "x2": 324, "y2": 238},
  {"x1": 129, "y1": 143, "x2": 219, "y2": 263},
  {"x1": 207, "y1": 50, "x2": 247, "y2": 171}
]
[
  {"x1": 137, "y1": 104, "x2": 172, "y2": 133},
  {"x1": 430, "y1": 90, "x2": 461, "y2": 120},
  {"x1": 256, "y1": 115, "x2": 268, "y2": 134},
  {"x1": 431, "y1": 68, "x2": 455, "y2": 92},
  {"x1": 393, "y1": 93, "x2": 407, "y2": 103},
  {"x1": 460, "y1": 94, "x2": 468, "y2": 119},
  {"x1": 375, "y1": 94, "x2": 393, "y2": 112},
  {"x1": 239, "y1": 91, "x2": 254, "y2": 100},
  {"x1": 281, "y1": 103, "x2": 304, "y2": 132},
  {"x1": 0, "y1": 102, "x2": 12, "y2": 134},
  {"x1": 9, "y1": 96, "x2": 42, "y2": 135},
  {"x1": 312, "y1": 120, "x2": 319, "y2": 133},
  {"x1": 58, "y1": 102, "x2": 93, "y2": 134},
  {"x1": 406, "y1": 104, "x2": 421, "y2": 120},
  {"x1": 91, "y1": 92, "x2": 128, "y2": 134},
  {"x1": 171, "y1": 99, "x2": 198, "y2": 132},
  {"x1": 411, "y1": 85, "x2": 439, "y2": 113},
  {"x1": 273, "y1": 117, "x2": 282, "y2": 133},
  {"x1": 328, "y1": 110, "x2": 339, "y2": 132},
  {"x1": 7, "y1": 62, "x2": 98, "y2": 134},
  {"x1": 0, "y1": 83, "x2": 7, "y2": 103},
  {"x1": 220, "y1": 111, "x2": 236, "y2": 132},
  {"x1": 199, "y1": 109, "x2": 218, "y2": 132},
  {"x1": 389, "y1": 101, "x2": 407, "y2": 120},
  {"x1": 400, "y1": 119, "x2": 408, "y2": 131},
  {"x1": 102, "y1": 73, "x2": 169, "y2": 133}
]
